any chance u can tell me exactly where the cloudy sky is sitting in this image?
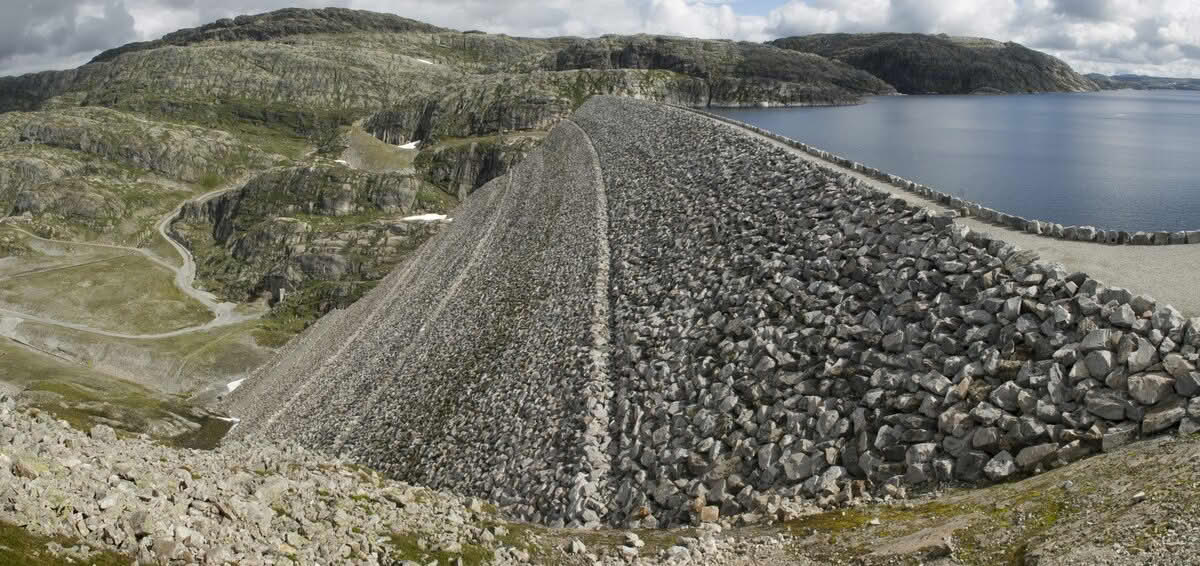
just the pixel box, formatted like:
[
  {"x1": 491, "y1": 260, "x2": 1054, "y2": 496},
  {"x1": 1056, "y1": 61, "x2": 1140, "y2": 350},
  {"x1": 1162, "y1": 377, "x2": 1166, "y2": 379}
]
[{"x1": 2, "y1": 0, "x2": 1198, "y2": 78}]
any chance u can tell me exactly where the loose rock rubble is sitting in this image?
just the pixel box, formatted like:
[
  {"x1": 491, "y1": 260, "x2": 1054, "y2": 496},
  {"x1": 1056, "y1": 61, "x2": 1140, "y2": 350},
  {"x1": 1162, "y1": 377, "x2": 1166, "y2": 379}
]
[
  {"x1": 0, "y1": 397, "x2": 517, "y2": 565},
  {"x1": 224, "y1": 96, "x2": 1200, "y2": 532},
  {"x1": 2, "y1": 396, "x2": 805, "y2": 565},
  {"x1": 225, "y1": 122, "x2": 613, "y2": 528}
]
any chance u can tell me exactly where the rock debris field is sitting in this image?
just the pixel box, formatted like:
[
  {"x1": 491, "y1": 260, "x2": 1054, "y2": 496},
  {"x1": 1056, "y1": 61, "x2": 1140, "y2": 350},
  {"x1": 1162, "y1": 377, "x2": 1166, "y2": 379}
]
[{"x1": 218, "y1": 96, "x2": 1200, "y2": 534}]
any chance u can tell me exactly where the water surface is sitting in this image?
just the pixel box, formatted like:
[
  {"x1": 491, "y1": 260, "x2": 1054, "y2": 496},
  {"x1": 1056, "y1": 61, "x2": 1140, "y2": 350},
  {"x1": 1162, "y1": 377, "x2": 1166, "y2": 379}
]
[{"x1": 712, "y1": 90, "x2": 1200, "y2": 232}]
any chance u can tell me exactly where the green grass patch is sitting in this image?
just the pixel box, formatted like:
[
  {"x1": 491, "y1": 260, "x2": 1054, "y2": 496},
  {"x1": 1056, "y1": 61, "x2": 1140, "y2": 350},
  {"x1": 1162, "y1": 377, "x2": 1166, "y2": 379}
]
[
  {"x1": 345, "y1": 127, "x2": 417, "y2": 172},
  {"x1": 198, "y1": 171, "x2": 224, "y2": 189},
  {"x1": 0, "y1": 254, "x2": 212, "y2": 334},
  {"x1": 165, "y1": 416, "x2": 237, "y2": 450},
  {"x1": 415, "y1": 188, "x2": 458, "y2": 211},
  {"x1": 386, "y1": 532, "x2": 493, "y2": 566},
  {"x1": 0, "y1": 521, "x2": 132, "y2": 566},
  {"x1": 143, "y1": 231, "x2": 184, "y2": 269}
]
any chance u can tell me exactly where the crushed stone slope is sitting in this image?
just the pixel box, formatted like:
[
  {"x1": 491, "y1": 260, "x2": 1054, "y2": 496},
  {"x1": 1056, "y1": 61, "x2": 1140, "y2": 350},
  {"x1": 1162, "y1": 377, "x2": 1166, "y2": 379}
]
[{"x1": 225, "y1": 121, "x2": 612, "y2": 527}]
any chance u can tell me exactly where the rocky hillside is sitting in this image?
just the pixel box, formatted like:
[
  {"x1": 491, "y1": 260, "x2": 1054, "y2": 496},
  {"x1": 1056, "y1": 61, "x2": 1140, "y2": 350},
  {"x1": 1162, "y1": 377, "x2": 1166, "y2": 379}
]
[
  {"x1": 0, "y1": 106, "x2": 277, "y2": 242},
  {"x1": 0, "y1": 7, "x2": 900, "y2": 327},
  {"x1": 771, "y1": 33, "x2": 1098, "y2": 94},
  {"x1": 12, "y1": 389, "x2": 1200, "y2": 565},
  {"x1": 0, "y1": 8, "x2": 893, "y2": 120},
  {"x1": 170, "y1": 162, "x2": 453, "y2": 332},
  {"x1": 1087, "y1": 73, "x2": 1200, "y2": 91}
]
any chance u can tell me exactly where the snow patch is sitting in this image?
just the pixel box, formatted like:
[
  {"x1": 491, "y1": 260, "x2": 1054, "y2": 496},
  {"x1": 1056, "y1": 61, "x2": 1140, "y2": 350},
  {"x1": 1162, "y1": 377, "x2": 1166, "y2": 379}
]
[
  {"x1": 402, "y1": 213, "x2": 449, "y2": 222},
  {"x1": 398, "y1": 141, "x2": 419, "y2": 150},
  {"x1": 225, "y1": 378, "x2": 246, "y2": 393},
  {"x1": 334, "y1": 159, "x2": 349, "y2": 165},
  {"x1": 414, "y1": 58, "x2": 433, "y2": 65}
]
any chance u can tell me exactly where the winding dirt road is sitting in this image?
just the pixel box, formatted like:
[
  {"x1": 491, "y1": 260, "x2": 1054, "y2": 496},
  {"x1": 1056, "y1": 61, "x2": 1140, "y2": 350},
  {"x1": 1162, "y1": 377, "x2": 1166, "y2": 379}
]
[{"x1": 0, "y1": 176, "x2": 264, "y2": 339}]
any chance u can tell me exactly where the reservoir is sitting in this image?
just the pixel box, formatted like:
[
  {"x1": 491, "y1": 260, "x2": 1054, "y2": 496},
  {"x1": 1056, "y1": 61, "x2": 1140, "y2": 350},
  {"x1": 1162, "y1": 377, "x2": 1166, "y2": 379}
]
[{"x1": 712, "y1": 90, "x2": 1200, "y2": 233}]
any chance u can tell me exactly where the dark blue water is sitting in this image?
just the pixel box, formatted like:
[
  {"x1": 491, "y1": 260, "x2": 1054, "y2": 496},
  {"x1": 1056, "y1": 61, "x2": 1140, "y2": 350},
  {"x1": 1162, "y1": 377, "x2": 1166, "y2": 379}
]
[{"x1": 713, "y1": 90, "x2": 1200, "y2": 232}]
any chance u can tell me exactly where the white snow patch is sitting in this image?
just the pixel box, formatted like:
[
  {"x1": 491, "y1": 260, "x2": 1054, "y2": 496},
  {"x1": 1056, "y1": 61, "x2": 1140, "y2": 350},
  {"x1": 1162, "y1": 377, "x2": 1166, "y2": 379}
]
[
  {"x1": 414, "y1": 58, "x2": 433, "y2": 65},
  {"x1": 225, "y1": 378, "x2": 246, "y2": 393},
  {"x1": 402, "y1": 213, "x2": 449, "y2": 222},
  {"x1": 334, "y1": 159, "x2": 349, "y2": 165},
  {"x1": 398, "y1": 141, "x2": 420, "y2": 149},
  {"x1": 213, "y1": 416, "x2": 241, "y2": 423}
]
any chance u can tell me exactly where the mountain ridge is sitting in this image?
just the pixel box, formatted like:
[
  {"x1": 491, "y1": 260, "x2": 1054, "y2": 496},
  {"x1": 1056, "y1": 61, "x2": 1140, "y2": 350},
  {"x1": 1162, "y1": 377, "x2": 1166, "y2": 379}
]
[{"x1": 770, "y1": 32, "x2": 1098, "y2": 94}]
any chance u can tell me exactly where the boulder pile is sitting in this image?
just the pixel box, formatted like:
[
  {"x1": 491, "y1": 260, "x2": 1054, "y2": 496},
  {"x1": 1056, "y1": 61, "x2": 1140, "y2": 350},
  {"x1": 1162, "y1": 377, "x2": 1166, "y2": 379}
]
[
  {"x1": 574, "y1": 97, "x2": 1200, "y2": 527},
  {"x1": 228, "y1": 96, "x2": 1200, "y2": 529},
  {"x1": 0, "y1": 397, "x2": 534, "y2": 565}
]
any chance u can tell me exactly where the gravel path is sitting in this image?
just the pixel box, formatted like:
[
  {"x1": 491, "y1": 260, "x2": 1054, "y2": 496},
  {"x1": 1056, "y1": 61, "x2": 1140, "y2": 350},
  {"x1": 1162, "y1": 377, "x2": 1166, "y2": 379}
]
[{"x1": 696, "y1": 113, "x2": 1200, "y2": 316}]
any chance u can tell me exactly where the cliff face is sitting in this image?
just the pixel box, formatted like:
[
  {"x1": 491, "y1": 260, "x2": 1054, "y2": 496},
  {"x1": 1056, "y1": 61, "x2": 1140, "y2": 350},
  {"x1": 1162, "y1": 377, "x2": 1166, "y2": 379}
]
[
  {"x1": 0, "y1": 107, "x2": 275, "y2": 241},
  {"x1": 771, "y1": 33, "x2": 1098, "y2": 94},
  {"x1": 172, "y1": 164, "x2": 449, "y2": 307},
  {"x1": 414, "y1": 135, "x2": 542, "y2": 199}
]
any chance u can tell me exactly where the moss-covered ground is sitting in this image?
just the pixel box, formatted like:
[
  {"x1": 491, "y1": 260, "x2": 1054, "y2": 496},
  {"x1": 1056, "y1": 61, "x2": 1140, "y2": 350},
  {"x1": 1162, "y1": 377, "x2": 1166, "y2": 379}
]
[{"x1": 344, "y1": 124, "x2": 417, "y2": 171}]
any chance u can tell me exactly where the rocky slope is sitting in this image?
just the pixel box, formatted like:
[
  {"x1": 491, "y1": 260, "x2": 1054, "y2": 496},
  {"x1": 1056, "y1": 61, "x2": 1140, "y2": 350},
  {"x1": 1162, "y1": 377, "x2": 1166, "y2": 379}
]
[
  {"x1": 171, "y1": 162, "x2": 452, "y2": 315},
  {"x1": 542, "y1": 35, "x2": 895, "y2": 104},
  {"x1": 772, "y1": 33, "x2": 1098, "y2": 94},
  {"x1": 0, "y1": 7, "x2": 900, "y2": 325},
  {"x1": 0, "y1": 106, "x2": 277, "y2": 242}
]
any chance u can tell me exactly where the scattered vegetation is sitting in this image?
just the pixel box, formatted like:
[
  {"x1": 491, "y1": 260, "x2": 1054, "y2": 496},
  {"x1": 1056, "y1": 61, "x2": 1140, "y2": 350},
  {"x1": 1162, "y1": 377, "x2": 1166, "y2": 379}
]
[
  {"x1": 252, "y1": 280, "x2": 378, "y2": 347},
  {"x1": 387, "y1": 532, "x2": 494, "y2": 566},
  {"x1": 0, "y1": 521, "x2": 132, "y2": 566},
  {"x1": 0, "y1": 254, "x2": 212, "y2": 334}
]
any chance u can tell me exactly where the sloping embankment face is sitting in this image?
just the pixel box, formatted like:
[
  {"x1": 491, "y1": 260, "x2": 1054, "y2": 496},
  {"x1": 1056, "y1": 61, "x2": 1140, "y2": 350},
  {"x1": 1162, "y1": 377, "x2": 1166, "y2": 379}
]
[
  {"x1": 224, "y1": 120, "x2": 612, "y2": 526},
  {"x1": 230, "y1": 96, "x2": 1200, "y2": 531}
]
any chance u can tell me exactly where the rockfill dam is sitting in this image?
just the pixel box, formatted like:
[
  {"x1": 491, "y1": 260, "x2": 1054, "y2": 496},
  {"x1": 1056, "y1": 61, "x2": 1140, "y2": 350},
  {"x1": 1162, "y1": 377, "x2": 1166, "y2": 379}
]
[{"x1": 226, "y1": 96, "x2": 1200, "y2": 530}]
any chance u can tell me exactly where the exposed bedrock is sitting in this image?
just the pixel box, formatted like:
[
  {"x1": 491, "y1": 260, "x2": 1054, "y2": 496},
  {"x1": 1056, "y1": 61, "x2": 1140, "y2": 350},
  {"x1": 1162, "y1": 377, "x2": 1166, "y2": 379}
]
[
  {"x1": 229, "y1": 96, "x2": 1200, "y2": 530},
  {"x1": 415, "y1": 136, "x2": 540, "y2": 199},
  {"x1": 172, "y1": 164, "x2": 439, "y2": 302}
]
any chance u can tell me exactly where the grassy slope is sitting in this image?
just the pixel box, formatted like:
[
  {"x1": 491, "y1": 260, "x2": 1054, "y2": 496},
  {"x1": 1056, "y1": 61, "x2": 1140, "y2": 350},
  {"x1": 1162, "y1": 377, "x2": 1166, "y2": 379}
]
[{"x1": 0, "y1": 254, "x2": 212, "y2": 334}]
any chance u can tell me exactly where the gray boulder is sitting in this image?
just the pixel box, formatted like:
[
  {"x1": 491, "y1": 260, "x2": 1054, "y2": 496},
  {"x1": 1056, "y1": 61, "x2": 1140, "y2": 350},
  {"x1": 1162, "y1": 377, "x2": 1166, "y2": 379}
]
[
  {"x1": 983, "y1": 451, "x2": 1017, "y2": 481},
  {"x1": 1143, "y1": 398, "x2": 1187, "y2": 434},
  {"x1": 1085, "y1": 389, "x2": 1131, "y2": 421},
  {"x1": 1127, "y1": 373, "x2": 1176, "y2": 406},
  {"x1": 1015, "y1": 443, "x2": 1058, "y2": 471},
  {"x1": 1102, "y1": 422, "x2": 1139, "y2": 452},
  {"x1": 1084, "y1": 350, "x2": 1114, "y2": 378}
]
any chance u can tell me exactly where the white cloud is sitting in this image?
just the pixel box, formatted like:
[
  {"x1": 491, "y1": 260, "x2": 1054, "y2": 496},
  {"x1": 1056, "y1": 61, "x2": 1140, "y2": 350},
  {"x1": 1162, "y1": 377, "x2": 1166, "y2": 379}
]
[{"x1": 2, "y1": 0, "x2": 1199, "y2": 77}]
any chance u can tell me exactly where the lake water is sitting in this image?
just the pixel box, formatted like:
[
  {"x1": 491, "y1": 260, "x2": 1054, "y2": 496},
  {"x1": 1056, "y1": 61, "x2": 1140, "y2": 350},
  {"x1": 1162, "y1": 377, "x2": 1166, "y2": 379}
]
[{"x1": 712, "y1": 90, "x2": 1200, "y2": 232}]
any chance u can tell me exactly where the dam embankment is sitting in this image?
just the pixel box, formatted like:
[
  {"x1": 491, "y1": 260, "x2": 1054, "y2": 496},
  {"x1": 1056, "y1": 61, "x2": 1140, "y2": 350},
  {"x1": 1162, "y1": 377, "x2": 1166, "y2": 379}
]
[{"x1": 227, "y1": 96, "x2": 1200, "y2": 530}]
